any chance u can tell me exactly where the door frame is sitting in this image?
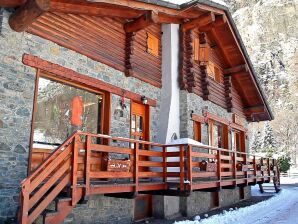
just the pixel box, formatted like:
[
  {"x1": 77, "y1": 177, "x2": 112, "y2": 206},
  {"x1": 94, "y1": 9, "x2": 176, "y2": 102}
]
[
  {"x1": 28, "y1": 69, "x2": 111, "y2": 174},
  {"x1": 130, "y1": 101, "x2": 152, "y2": 221}
]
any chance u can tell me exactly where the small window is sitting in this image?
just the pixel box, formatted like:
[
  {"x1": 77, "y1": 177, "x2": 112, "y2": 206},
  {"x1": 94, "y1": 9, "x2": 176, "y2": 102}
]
[
  {"x1": 214, "y1": 66, "x2": 222, "y2": 83},
  {"x1": 193, "y1": 38, "x2": 199, "y2": 61},
  {"x1": 147, "y1": 33, "x2": 159, "y2": 57}
]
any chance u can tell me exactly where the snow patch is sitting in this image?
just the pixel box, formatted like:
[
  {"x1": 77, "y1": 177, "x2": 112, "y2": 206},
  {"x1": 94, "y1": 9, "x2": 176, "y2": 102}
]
[{"x1": 174, "y1": 188, "x2": 298, "y2": 224}]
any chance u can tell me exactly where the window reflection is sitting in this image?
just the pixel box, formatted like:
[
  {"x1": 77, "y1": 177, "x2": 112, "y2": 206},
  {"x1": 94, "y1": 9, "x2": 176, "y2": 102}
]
[{"x1": 33, "y1": 77, "x2": 103, "y2": 149}]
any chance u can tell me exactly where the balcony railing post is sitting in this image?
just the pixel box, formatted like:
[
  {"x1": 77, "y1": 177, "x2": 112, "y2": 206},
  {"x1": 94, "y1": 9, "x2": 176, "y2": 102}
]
[
  {"x1": 267, "y1": 158, "x2": 271, "y2": 182},
  {"x1": 217, "y1": 149, "x2": 221, "y2": 188},
  {"x1": 20, "y1": 182, "x2": 29, "y2": 224},
  {"x1": 233, "y1": 151, "x2": 237, "y2": 186},
  {"x1": 72, "y1": 134, "x2": 79, "y2": 206},
  {"x1": 260, "y1": 157, "x2": 264, "y2": 180},
  {"x1": 134, "y1": 142, "x2": 139, "y2": 194},
  {"x1": 188, "y1": 145, "x2": 193, "y2": 191},
  {"x1": 253, "y1": 156, "x2": 257, "y2": 184},
  {"x1": 162, "y1": 146, "x2": 167, "y2": 183},
  {"x1": 85, "y1": 135, "x2": 91, "y2": 198},
  {"x1": 244, "y1": 153, "x2": 248, "y2": 186},
  {"x1": 179, "y1": 145, "x2": 185, "y2": 191}
]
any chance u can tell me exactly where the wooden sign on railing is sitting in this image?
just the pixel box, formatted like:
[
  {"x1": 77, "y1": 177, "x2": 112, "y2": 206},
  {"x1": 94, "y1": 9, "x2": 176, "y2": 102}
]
[{"x1": 107, "y1": 160, "x2": 131, "y2": 172}]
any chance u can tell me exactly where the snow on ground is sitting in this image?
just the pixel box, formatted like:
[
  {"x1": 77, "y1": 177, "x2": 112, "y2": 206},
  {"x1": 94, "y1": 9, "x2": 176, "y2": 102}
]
[
  {"x1": 174, "y1": 177, "x2": 298, "y2": 224},
  {"x1": 281, "y1": 176, "x2": 298, "y2": 185}
]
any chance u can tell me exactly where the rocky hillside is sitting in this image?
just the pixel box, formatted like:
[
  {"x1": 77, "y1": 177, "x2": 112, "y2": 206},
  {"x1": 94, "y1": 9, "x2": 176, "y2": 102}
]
[{"x1": 224, "y1": 0, "x2": 298, "y2": 164}]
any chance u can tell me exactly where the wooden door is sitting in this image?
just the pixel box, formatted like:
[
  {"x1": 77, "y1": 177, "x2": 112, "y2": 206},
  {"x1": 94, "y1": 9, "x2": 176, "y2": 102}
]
[{"x1": 131, "y1": 102, "x2": 152, "y2": 221}]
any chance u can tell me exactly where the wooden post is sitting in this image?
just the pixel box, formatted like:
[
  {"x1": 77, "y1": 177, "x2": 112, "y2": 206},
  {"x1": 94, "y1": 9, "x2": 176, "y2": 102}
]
[
  {"x1": 217, "y1": 150, "x2": 221, "y2": 188},
  {"x1": 267, "y1": 158, "x2": 271, "y2": 182},
  {"x1": 162, "y1": 146, "x2": 167, "y2": 183},
  {"x1": 179, "y1": 145, "x2": 185, "y2": 191},
  {"x1": 72, "y1": 135, "x2": 79, "y2": 206},
  {"x1": 253, "y1": 156, "x2": 257, "y2": 184},
  {"x1": 260, "y1": 157, "x2": 264, "y2": 181},
  {"x1": 85, "y1": 135, "x2": 91, "y2": 198},
  {"x1": 244, "y1": 153, "x2": 248, "y2": 186},
  {"x1": 233, "y1": 151, "x2": 237, "y2": 186},
  {"x1": 188, "y1": 145, "x2": 193, "y2": 191},
  {"x1": 20, "y1": 183, "x2": 30, "y2": 224},
  {"x1": 134, "y1": 142, "x2": 139, "y2": 194}
]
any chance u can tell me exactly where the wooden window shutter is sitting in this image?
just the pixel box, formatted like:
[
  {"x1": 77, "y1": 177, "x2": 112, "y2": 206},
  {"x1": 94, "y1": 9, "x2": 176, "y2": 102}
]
[
  {"x1": 207, "y1": 62, "x2": 215, "y2": 79},
  {"x1": 147, "y1": 33, "x2": 159, "y2": 57},
  {"x1": 193, "y1": 38, "x2": 199, "y2": 61},
  {"x1": 199, "y1": 44, "x2": 210, "y2": 63}
]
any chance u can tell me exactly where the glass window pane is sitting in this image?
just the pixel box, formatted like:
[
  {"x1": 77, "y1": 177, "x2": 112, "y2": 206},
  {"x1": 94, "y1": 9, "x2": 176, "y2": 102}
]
[
  {"x1": 131, "y1": 115, "x2": 136, "y2": 133},
  {"x1": 137, "y1": 116, "x2": 143, "y2": 133},
  {"x1": 33, "y1": 77, "x2": 102, "y2": 149}
]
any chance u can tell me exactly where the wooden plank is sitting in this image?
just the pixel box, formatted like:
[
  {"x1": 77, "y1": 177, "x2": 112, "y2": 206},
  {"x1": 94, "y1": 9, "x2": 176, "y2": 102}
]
[
  {"x1": 30, "y1": 145, "x2": 71, "y2": 192},
  {"x1": 223, "y1": 64, "x2": 248, "y2": 75},
  {"x1": 90, "y1": 171, "x2": 133, "y2": 179},
  {"x1": 192, "y1": 151, "x2": 216, "y2": 159},
  {"x1": 188, "y1": 145, "x2": 193, "y2": 187},
  {"x1": 139, "y1": 149, "x2": 163, "y2": 157},
  {"x1": 72, "y1": 136, "x2": 79, "y2": 206},
  {"x1": 9, "y1": 0, "x2": 50, "y2": 32},
  {"x1": 179, "y1": 145, "x2": 185, "y2": 191},
  {"x1": 90, "y1": 144, "x2": 133, "y2": 155},
  {"x1": 28, "y1": 158, "x2": 71, "y2": 210},
  {"x1": 139, "y1": 172, "x2": 163, "y2": 178},
  {"x1": 124, "y1": 11, "x2": 159, "y2": 33},
  {"x1": 0, "y1": 0, "x2": 24, "y2": 7},
  {"x1": 163, "y1": 146, "x2": 167, "y2": 182},
  {"x1": 166, "y1": 151, "x2": 180, "y2": 157},
  {"x1": 221, "y1": 163, "x2": 233, "y2": 169},
  {"x1": 192, "y1": 181, "x2": 218, "y2": 190},
  {"x1": 139, "y1": 161, "x2": 163, "y2": 167},
  {"x1": 85, "y1": 135, "x2": 91, "y2": 197},
  {"x1": 182, "y1": 12, "x2": 215, "y2": 31},
  {"x1": 192, "y1": 172, "x2": 217, "y2": 178},
  {"x1": 134, "y1": 143, "x2": 139, "y2": 193},
  {"x1": 23, "y1": 54, "x2": 157, "y2": 107},
  {"x1": 221, "y1": 172, "x2": 233, "y2": 177},
  {"x1": 28, "y1": 173, "x2": 71, "y2": 224},
  {"x1": 220, "y1": 155, "x2": 232, "y2": 160}
]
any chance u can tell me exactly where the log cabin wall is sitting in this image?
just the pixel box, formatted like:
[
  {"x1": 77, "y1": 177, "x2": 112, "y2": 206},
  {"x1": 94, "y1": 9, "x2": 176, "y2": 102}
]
[
  {"x1": 180, "y1": 29, "x2": 246, "y2": 117},
  {"x1": 28, "y1": 13, "x2": 162, "y2": 88}
]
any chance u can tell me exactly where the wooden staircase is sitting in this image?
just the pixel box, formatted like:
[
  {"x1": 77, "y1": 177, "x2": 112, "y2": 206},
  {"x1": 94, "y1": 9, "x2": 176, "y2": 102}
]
[{"x1": 18, "y1": 132, "x2": 281, "y2": 224}]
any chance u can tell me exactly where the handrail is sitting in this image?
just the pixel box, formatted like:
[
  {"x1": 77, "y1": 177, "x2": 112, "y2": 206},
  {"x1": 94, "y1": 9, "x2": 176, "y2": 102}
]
[{"x1": 22, "y1": 132, "x2": 78, "y2": 186}]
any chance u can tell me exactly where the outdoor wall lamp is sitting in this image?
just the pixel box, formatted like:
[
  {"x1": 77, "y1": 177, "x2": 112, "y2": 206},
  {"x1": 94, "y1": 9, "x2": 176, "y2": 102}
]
[{"x1": 141, "y1": 96, "x2": 148, "y2": 105}]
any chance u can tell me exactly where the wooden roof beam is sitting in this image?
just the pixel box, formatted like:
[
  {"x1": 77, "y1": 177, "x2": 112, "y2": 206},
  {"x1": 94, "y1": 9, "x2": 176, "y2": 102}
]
[
  {"x1": 182, "y1": 12, "x2": 215, "y2": 31},
  {"x1": 223, "y1": 64, "x2": 249, "y2": 75},
  {"x1": 0, "y1": 0, "x2": 26, "y2": 7},
  {"x1": 199, "y1": 14, "x2": 227, "y2": 31},
  {"x1": 124, "y1": 11, "x2": 159, "y2": 33},
  {"x1": 9, "y1": 0, "x2": 50, "y2": 32},
  {"x1": 244, "y1": 105, "x2": 265, "y2": 114}
]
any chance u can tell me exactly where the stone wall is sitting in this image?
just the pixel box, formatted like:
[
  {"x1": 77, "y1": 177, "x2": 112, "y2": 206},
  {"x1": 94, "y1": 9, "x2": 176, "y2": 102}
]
[
  {"x1": 179, "y1": 90, "x2": 251, "y2": 217},
  {"x1": 0, "y1": 10, "x2": 160, "y2": 223}
]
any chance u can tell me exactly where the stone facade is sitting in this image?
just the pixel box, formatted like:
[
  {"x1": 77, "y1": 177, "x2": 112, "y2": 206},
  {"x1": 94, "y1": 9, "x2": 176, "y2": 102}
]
[
  {"x1": 0, "y1": 10, "x2": 160, "y2": 223},
  {"x1": 179, "y1": 90, "x2": 251, "y2": 217}
]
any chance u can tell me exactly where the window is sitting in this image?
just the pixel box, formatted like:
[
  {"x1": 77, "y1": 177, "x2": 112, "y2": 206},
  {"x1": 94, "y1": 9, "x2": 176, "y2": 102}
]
[
  {"x1": 193, "y1": 121, "x2": 202, "y2": 142},
  {"x1": 230, "y1": 129, "x2": 245, "y2": 152},
  {"x1": 207, "y1": 62, "x2": 222, "y2": 83},
  {"x1": 193, "y1": 38, "x2": 200, "y2": 61},
  {"x1": 147, "y1": 33, "x2": 159, "y2": 57},
  {"x1": 209, "y1": 120, "x2": 223, "y2": 148}
]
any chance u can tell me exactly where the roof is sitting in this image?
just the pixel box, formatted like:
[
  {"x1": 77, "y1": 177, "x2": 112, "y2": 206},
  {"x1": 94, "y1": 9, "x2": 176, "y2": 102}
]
[{"x1": 135, "y1": 0, "x2": 273, "y2": 121}]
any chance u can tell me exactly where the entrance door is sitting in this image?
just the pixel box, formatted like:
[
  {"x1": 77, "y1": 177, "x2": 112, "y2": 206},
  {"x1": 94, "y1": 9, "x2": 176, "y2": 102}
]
[{"x1": 131, "y1": 102, "x2": 152, "y2": 221}]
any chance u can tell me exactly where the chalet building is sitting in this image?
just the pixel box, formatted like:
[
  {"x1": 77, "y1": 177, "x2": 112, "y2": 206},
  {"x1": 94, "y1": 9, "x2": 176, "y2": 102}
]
[{"x1": 0, "y1": 0, "x2": 279, "y2": 223}]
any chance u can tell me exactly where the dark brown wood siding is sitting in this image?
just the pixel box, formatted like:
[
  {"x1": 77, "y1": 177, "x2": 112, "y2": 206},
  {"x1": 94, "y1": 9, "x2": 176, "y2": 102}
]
[
  {"x1": 131, "y1": 24, "x2": 162, "y2": 87},
  {"x1": 28, "y1": 13, "x2": 162, "y2": 88}
]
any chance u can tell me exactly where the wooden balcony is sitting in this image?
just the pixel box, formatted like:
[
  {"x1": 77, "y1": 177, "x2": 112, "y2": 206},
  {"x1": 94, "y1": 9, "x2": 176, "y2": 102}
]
[{"x1": 19, "y1": 132, "x2": 280, "y2": 224}]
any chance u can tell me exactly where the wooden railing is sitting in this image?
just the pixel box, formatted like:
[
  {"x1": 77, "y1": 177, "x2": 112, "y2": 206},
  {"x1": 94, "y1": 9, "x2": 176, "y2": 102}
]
[{"x1": 19, "y1": 132, "x2": 280, "y2": 224}]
